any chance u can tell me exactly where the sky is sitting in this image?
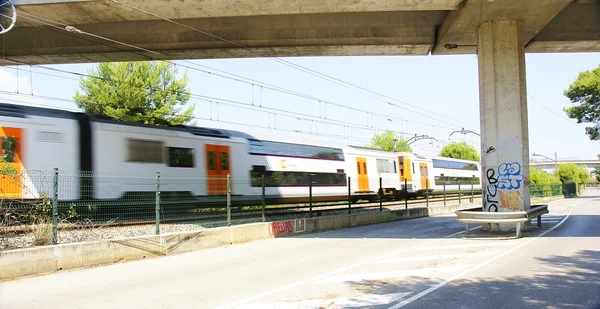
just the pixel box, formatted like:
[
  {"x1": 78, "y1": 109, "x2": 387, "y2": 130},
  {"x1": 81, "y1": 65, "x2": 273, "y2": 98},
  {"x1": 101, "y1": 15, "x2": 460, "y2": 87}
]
[{"x1": 0, "y1": 52, "x2": 598, "y2": 160}]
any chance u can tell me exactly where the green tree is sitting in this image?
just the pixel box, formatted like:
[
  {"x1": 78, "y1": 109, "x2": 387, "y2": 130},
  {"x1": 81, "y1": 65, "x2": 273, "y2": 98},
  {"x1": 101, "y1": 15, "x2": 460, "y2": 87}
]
[
  {"x1": 529, "y1": 167, "x2": 561, "y2": 185},
  {"x1": 563, "y1": 66, "x2": 600, "y2": 140},
  {"x1": 595, "y1": 167, "x2": 600, "y2": 183},
  {"x1": 557, "y1": 163, "x2": 590, "y2": 184},
  {"x1": 74, "y1": 61, "x2": 195, "y2": 126},
  {"x1": 367, "y1": 131, "x2": 412, "y2": 152},
  {"x1": 438, "y1": 141, "x2": 480, "y2": 162}
]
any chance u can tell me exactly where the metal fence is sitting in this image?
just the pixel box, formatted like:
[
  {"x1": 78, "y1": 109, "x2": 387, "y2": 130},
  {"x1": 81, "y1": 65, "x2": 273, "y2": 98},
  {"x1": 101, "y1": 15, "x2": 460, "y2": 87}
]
[
  {"x1": 2, "y1": 169, "x2": 482, "y2": 250},
  {"x1": 530, "y1": 183, "x2": 563, "y2": 197}
]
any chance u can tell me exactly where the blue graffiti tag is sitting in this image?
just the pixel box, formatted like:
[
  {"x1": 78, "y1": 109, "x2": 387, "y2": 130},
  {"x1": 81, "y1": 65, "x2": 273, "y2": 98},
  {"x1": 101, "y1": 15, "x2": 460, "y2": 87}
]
[{"x1": 497, "y1": 162, "x2": 524, "y2": 190}]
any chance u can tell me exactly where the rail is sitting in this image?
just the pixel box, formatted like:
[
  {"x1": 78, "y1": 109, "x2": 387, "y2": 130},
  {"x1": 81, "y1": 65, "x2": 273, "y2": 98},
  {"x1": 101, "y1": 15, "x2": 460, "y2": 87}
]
[{"x1": 455, "y1": 204, "x2": 549, "y2": 238}]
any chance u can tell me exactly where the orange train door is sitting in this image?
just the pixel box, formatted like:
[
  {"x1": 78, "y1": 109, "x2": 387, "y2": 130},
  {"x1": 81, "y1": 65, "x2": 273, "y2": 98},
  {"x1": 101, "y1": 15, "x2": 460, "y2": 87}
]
[
  {"x1": 0, "y1": 127, "x2": 22, "y2": 198},
  {"x1": 419, "y1": 163, "x2": 429, "y2": 190},
  {"x1": 205, "y1": 145, "x2": 230, "y2": 195},
  {"x1": 398, "y1": 156, "x2": 412, "y2": 183},
  {"x1": 356, "y1": 157, "x2": 370, "y2": 192}
]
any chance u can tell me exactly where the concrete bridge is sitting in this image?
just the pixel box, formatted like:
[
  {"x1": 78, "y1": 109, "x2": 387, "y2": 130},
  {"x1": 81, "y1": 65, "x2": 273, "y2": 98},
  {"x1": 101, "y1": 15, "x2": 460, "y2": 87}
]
[
  {"x1": 1, "y1": 0, "x2": 599, "y2": 232},
  {"x1": 530, "y1": 160, "x2": 600, "y2": 169},
  {"x1": 1, "y1": 0, "x2": 598, "y2": 65}
]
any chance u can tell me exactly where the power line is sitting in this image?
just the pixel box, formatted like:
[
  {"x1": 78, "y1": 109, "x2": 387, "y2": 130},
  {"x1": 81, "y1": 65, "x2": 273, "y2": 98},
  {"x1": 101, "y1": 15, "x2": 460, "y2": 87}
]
[
  {"x1": 0, "y1": 63, "x2": 442, "y2": 135},
  {"x1": 107, "y1": 0, "x2": 479, "y2": 130},
  {"x1": 527, "y1": 93, "x2": 583, "y2": 128},
  {"x1": 0, "y1": 42, "x2": 458, "y2": 132},
  {"x1": 0, "y1": 90, "x2": 439, "y2": 144},
  {"x1": 8, "y1": 9, "x2": 476, "y2": 131}
]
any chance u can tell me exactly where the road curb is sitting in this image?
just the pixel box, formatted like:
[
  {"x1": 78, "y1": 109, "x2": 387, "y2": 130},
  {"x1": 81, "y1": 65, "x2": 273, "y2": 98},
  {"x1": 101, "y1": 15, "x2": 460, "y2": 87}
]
[{"x1": 0, "y1": 203, "x2": 478, "y2": 280}]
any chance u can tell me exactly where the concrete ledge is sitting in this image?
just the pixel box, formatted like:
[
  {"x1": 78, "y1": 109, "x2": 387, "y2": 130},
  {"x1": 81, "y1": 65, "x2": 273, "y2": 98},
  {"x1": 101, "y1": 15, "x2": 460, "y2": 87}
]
[{"x1": 0, "y1": 203, "x2": 478, "y2": 280}]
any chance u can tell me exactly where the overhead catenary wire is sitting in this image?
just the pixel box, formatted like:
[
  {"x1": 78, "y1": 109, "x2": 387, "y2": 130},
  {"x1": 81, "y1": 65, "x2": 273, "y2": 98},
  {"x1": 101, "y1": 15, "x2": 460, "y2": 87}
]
[
  {"x1": 0, "y1": 89, "x2": 433, "y2": 144},
  {"x1": 7, "y1": 9, "x2": 475, "y2": 132},
  {"x1": 0, "y1": 60, "x2": 458, "y2": 132}
]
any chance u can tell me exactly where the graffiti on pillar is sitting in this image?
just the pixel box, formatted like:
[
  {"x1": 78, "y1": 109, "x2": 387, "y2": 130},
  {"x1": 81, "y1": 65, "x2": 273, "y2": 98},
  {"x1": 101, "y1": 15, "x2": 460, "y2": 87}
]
[
  {"x1": 497, "y1": 162, "x2": 524, "y2": 190},
  {"x1": 485, "y1": 168, "x2": 499, "y2": 212},
  {"x1": 500, "y1": 190, "x2": 523, "y2": 210},
  {"x1": 485, "y1": 146, "x2": 496, "y2": 156}
]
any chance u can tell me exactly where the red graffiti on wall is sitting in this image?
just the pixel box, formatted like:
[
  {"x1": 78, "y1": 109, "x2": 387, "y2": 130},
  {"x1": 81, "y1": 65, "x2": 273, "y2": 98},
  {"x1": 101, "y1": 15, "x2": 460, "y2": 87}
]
[{"x1": 269, "y1": 220, "x2": 293, "y2": 236}]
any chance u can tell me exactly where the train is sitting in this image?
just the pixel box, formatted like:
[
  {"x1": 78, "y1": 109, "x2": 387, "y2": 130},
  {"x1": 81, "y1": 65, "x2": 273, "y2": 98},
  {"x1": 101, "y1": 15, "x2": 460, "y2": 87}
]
[{"x1": 0, "y1": 103, "x2": 482, "y2": 205}]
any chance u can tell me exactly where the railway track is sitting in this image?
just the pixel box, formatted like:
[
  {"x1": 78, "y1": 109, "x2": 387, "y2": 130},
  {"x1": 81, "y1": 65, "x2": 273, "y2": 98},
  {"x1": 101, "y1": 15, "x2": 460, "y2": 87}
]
[{"x1": 1, "y1": 194, "x2": 481, "y2": 235}]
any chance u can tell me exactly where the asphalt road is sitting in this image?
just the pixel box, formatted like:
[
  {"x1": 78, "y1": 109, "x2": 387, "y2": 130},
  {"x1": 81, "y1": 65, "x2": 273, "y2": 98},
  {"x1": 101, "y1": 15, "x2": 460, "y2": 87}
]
[{"x1": 1, "y1": 188, "x2": 599, "y2": 309}]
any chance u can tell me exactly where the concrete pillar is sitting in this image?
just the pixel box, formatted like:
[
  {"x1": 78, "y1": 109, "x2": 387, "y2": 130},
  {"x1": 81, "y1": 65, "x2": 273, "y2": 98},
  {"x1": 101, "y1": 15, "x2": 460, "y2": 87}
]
[{"x1": 478, "y1": 20, "x2": 530, "y2": 231}]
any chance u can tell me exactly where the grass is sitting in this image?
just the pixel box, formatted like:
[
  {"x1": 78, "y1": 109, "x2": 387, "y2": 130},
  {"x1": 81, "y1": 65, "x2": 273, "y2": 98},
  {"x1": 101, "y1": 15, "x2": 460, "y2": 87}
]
[{"x1": 30, "y1": 218, "x2": 53, "y2": 246}]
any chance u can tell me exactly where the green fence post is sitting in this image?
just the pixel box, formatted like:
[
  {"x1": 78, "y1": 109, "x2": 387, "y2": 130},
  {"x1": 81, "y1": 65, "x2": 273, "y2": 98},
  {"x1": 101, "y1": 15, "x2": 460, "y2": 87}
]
[
  {"x1": 52, "y1": 168, "x2": 58, "y2": 245},
  {"x1": 261, "y1": 174, "x2": 266, "y2": 222},
  {"x1": 443, "y1": 183, "x2": 446, "y2": 206},
  {"x1": 458, "y1": 179, "x2": 462, "y2": 204},
  {"x1": 227, "y1": 174, "x2": 231, "y2": 226},
  {"x1": 471, "y1": 183, "x2": 474, "y2": 203},
  {"x1": 425, "y1": 180, "x2": 429, "y2": 207},
  {"x1": 348, "y1": 177, "x2": 351, "y2": 215},
  {"x1": 155, "y1": 172, "x2": 160, "y2": 235},
  {"x1": 379, "y1": 177, "x2": 383, "y2": 212},
  {"x1": 404, "y1": 178, "x2": 408, "y2": 210},
  {"x1": 309, "y1": 174, "x2": 313, "y2": 218}
]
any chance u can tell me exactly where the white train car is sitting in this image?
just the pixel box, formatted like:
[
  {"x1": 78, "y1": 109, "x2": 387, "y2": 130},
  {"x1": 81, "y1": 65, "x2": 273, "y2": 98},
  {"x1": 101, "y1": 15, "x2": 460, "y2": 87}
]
[
  {"x1": 0, "y1": 103, "x2": 483, "y2": 205},
  {"x1": 244, "y1": 135, "x2": 348, "y2": 202},
  {"x1": 429, "y1": 156, "x2": 482, "y2": 192},
  {"x1": 395, "y1": 152, "x2": 434, "y2": 194},
  {"x1": 90, "y1": 119, "x2": 251, "y2": 200},
  {"x1": 0, "y1": 104, "x2": 80, "y2": 200},
  {"x1": 342, "y1": 146, "x2": 402, "y2": 199}
]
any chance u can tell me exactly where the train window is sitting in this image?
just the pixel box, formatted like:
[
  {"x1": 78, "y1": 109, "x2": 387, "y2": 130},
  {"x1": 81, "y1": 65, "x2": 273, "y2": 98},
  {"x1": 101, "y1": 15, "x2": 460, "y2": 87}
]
[
  {"x1": 208, "y1": 151, "x2": 216, "y2": 170},
  {"x1": 357, "y1": 162, "x2": 361, "y2": 174},
  {"x1": 127, "y1": 138, "x2": 163, "y2": 163},
  {"x1": 168, "y1": 147, "x2": 194, "y2": 168},
  {"x1": 221, "y1": 152, "x2": 229, "y2": 170},
  {"x1": 432, "y1": 159, "x2": 478, "y2": 171},
  {"x1": 250, "y1": 169, "x2": 347, "y2": 187},
  {"x1": 412, "y1": 163, "x2": 415, "y2": 174},
  {"x1": 363, "y1": 162, "x2": 367, "y2": 174},
  {"x1": 434, "y1": 176, "x2": 480, "y2": 185},
  {"x1": 249, "y1": 140, "x2": 344, "y2": 161},
  {"x1": 1, "y1": 136, "x2": 16, "y2": 163},
  {"x1": 376, "y1": 159, "x2": 397, "y2": 173}
]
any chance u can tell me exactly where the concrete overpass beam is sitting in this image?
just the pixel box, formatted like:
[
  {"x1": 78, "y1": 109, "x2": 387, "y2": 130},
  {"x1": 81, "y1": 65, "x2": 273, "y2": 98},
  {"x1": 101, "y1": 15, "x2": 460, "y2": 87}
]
[{"x1": 478, "y1": 20, "x2": 531, "y2": 231}]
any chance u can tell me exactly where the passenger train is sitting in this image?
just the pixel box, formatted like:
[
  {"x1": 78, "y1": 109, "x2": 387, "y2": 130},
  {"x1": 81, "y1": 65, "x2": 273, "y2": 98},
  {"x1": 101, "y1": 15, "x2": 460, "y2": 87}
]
[{"x1": 0, "y1": 103, "x2": 482, "y2": 204}]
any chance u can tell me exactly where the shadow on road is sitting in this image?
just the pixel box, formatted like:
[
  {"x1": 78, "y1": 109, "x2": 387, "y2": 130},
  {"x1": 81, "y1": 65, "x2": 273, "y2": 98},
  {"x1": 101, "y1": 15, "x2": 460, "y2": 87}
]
[{"x1": 346, "y1": 249, "x2": 600, "y2": 309}]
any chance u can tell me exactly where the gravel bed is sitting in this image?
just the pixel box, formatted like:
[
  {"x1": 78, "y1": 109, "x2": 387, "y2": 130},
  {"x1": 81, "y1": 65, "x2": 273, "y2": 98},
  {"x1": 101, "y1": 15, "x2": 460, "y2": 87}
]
[{"x1": 1, "y1": 198, "x2": 477, "y2": 252}]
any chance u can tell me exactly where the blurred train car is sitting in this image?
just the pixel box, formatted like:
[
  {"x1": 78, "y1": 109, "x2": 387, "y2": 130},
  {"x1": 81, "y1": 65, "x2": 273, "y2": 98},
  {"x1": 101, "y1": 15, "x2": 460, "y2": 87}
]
[{"x1": 0, "y1": 103, "x2": 481, "y2": 206}]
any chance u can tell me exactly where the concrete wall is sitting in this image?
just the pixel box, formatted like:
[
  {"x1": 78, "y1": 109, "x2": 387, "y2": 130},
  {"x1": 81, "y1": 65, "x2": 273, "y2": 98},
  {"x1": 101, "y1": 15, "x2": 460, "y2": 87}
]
[{"x1": 0, "y1": 203, "x2": 477, "y2": 280}]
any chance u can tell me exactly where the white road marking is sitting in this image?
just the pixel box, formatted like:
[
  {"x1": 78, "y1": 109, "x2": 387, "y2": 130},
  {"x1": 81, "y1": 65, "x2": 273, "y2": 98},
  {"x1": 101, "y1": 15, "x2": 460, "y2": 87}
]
[
  {"x1": 376, "y1": 251, "x2": 501, "y2": 263},
  {"x1": 237, "y1": 292, "x2": 412, "y2": 309},
  {"x1": 214, "y1": 227, "x2": 481, "y2": 309},
  {"x1": 386, "y1": 205, "x2": 574, "y2": 309},
  {"x1": 412, "y1": 242, "x2": 514, "y2": 251},
  {"x1": 319, "y1": 266, "x2": 468, "y2": 283}
]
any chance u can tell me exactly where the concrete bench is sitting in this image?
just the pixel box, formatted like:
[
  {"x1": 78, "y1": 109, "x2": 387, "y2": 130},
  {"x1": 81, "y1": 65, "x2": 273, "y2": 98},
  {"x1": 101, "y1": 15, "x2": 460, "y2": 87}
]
[{"x1": 455, "y1": 204, "x2": 549, "y2": 238}]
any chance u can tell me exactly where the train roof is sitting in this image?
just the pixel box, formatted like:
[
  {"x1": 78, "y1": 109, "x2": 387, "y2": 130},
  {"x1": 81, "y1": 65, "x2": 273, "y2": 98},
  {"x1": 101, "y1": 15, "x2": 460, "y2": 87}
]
[{"x1": 0, "y1": 102, "x2": 253, "y2": 140}]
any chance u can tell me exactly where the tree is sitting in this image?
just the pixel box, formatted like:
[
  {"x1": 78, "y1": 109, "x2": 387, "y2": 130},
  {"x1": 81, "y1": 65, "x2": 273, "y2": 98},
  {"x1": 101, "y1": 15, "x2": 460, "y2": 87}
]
[
  {"x1": 74, "y1": 61, "x2": 195, "y2": 126},
  {"x1": 556, "y1": 163, "x2": 590, "y2": 184},
  {"x1": 438, "y1": 142, "x2": 480, "y2": 162},
  {"x1": 529, "y1": 167, "x2": 561, "y2": 185},
  {"x1": 595, "y1": 167, "x2": 600, "y2": 183},
  {"x1": 367, "y1": 131, "x2": 412, "y2": 152},
  {"x1": 564, "y1": 66, "x2": 600, "y2": 141}
]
